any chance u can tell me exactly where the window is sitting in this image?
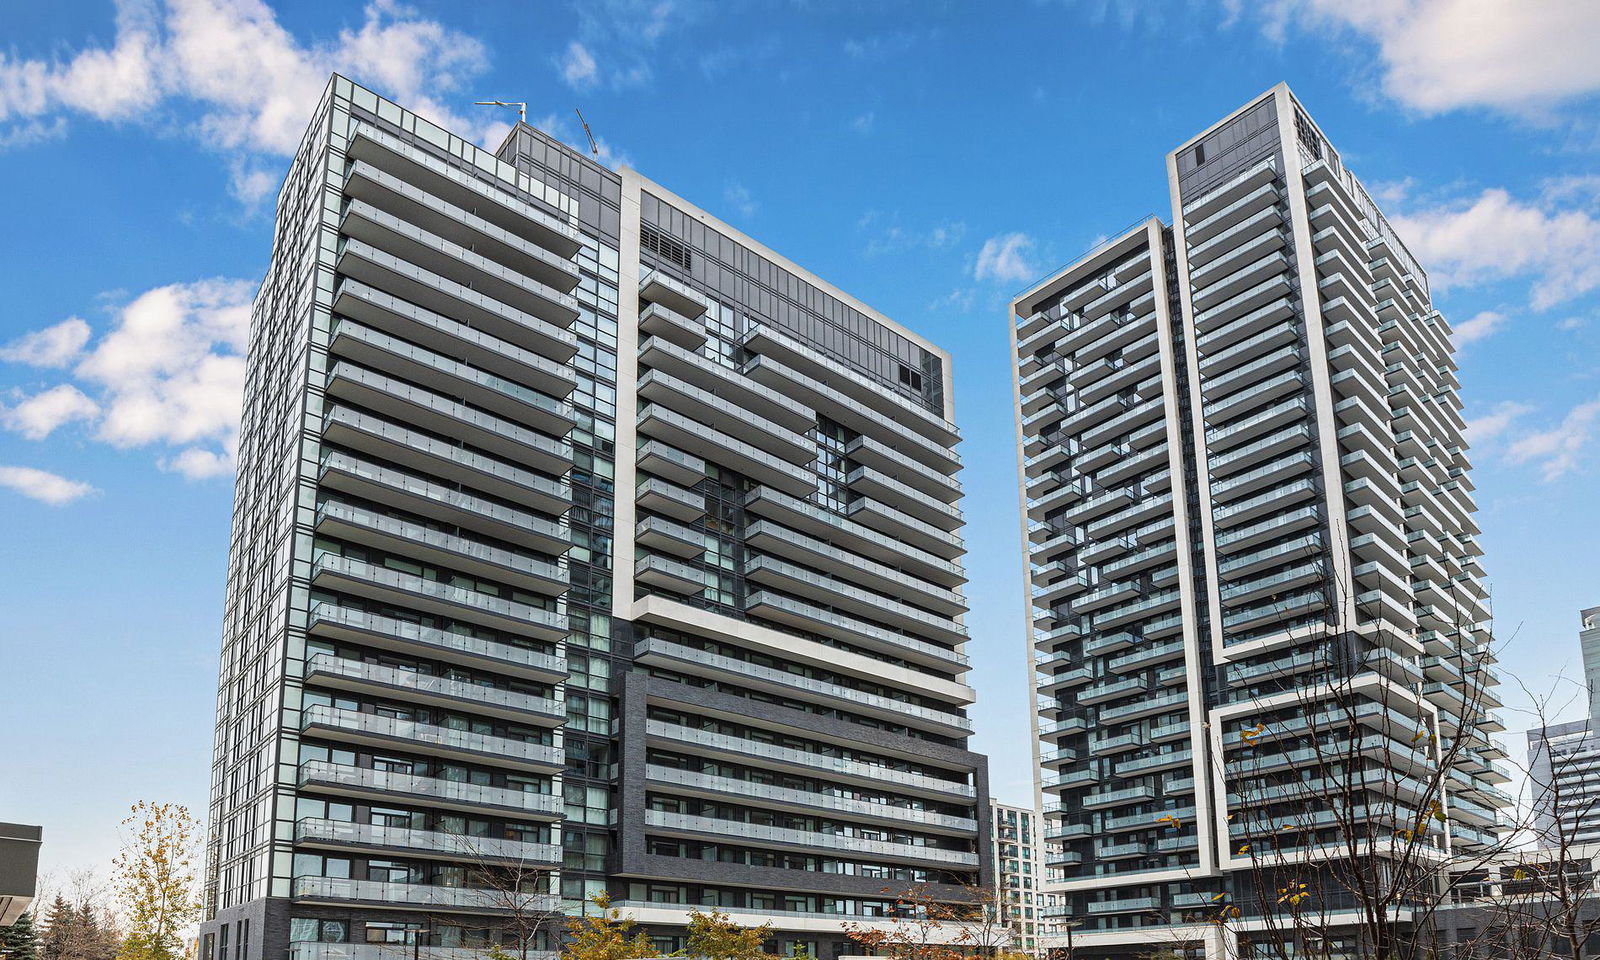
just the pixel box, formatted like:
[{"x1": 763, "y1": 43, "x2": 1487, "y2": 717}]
[
  {"x1": 896, "y1": 363, "x2": 923, "y2": 392},
  {"x1": 1192, "y1": 144, "x2": 1206, "y2": 166}
]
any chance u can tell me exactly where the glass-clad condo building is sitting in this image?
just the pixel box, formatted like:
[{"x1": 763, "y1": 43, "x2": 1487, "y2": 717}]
[
  {"x1": 1009, "y1": 84, "x2": 1507, "y2": 958},
  {"x1": 201, "y1": 74, "x2": 989, "y2": 960}
]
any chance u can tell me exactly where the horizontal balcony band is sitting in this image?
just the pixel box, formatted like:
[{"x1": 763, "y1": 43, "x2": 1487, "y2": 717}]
[
  {"x1": 637, "y1": 403, "x2": 815, "y2": 496},
  {"x1": 636, "y1": 439, "x2": 707, "y2": 487},
  {"x1": 636, "y1": 476, "x2": 706, "y2": 523},
  {"x1": 845, "y1": 433, "x2": 961, "y2": 502},
  {"x1": 845, "y1": 496, "x2": 965, "y2": 559},
  {"x1": 321, "y1": 405, "x2": 572, "y2": 516},
  {"x1": 639, "y1": 270, "x2": 714, "y2": 318},
  {"x1": 634, "y1": 638, "x2": 972, "y2": 734},
  {"x1": 635, "y1": 514, "x2": 707, "y2": 559},
  {"x1": 326, "y1": 361, "x2": 572, "y2": 475},
  {"x1": 347, "y1": 123, "x2": 582, "y2": 257},
  {"x1": 743, "y1": 487, "x2": 964, "y2": 587},
  {"x1": 315, "y1": 501, "x2": 567, "y2": 596},
  {"x1": 310, "y1": 554, "x2": 567, "y2": 642},
  {"x1": 844, "y1": 466, "x2": 963, "y2": 531},
  {"x1": 634, "y1": 553, "x2": 720, "y2": 595},
  {"x1": 343, "y1": 159, "x2": 581, "y2": 291},
  {"x1": 743, "y1": 589, "x2": 968, "y2": 669},
  {"x1": 639, "y1": 301, "x2": 709, "y2": 349},
  {"x1": 306, "y1": 602, "x2": 566, "y2": 682},
  {"x1": 644, "y1": 719, "x2": 975, "y2": 800},
  {"x1": 297, "y1": 760, "x2": 562, "y2": 817},
  {"x1": 331, "y1": 280, "x2": 576, "y2": 396},
  {"x1": 291, "y1": 876, "x2": 561, "y2": 914},
  {"x1": 293, "y1": 817, "x2": 560, "y2": 866},
  {"x1": 638, "y1": 335, "x2": 813, "y2": 432},
  {"x1": 742, "y1": 554, "x2": 965, "y2": 642},
  {"x1": 643, "y1": 763, "x2": 976, "y2": 833},
  {"x1": 305, "y1": 654, "x2": 564, "y2": 725},
  {"x1": 300, "y1": 705, "x2": 564, "y2": 771},
  {"x1": 744, "y1": 519, "x2": 964, "y2": 615},
  {"x1": 318, "y1": 452, "x2": 567, "y2": 555},
  {"x1": 637, "y1": 368, "x2": 816, "y2": 464},
  {"x1": 643, "y1": 810, "x2": 978, "y2": 867}
]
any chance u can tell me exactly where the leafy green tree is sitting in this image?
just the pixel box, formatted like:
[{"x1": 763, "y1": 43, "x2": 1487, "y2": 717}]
[
  {"x1": 1, "y1": 911, "x2": 40, "y2": 960},
  {"x1": 561, "y1": 894, "x2": 660, "y2": 960}
]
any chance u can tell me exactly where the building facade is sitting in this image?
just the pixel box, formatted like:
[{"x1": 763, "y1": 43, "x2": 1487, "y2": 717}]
[
  {"x1": 990, "y1": 802, "x2": 1044, "y2": 954},
  {"x1": 1009, "y1": 84, "x2": 1507, "y2": 958},
  {"x1": 1528, "y1": 606, "x2": 1600, "y2": 849},
  {"x1": 201, "y1": 74, "x2": 990, "y2": 960}
]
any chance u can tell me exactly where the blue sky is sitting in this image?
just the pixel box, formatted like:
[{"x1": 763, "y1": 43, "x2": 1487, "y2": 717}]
[{"x1": 4, "y1": 0, "x2": 1600, "y2": 882}]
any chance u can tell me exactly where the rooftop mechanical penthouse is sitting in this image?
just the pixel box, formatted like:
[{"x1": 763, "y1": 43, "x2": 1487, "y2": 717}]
[
  {"x1": 201, "y1": 74, "x2": 990, "y2": 960},
  {"x1": 1009, "y1": 83, "x2": 1507, "y2": 959}
]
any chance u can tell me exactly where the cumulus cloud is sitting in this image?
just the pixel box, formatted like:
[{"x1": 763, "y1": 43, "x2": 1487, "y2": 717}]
[
  {"x1": 858, "y1": 213, "x2": 966, "y2": 257},
  {"x1": 559, "y1": 41, "x2": 599, "y2": 89},
  {"x1": 1453, "y1": 309, "x2": 1507, "y2": 344},
  {"x1": 0, "y1": 318, "x2": 92, "y2": 367},
  {"x1": 4, "y1": 384, "x2": 100, "y2": 440},
  {"x1": 1392, "y1": 188, "x2": 1600, "y2": 310},
  {"x1": 1248, "y1": 0, "x2": 1600, "y2": 118},
  {"x1": 0, "y1": 278, "x2": 254, "y2": 479},
  {"x1": 560, "y1": 0, "x2": 687, "y2": 91},
  {"x1": 850, "y1": 111, "x2": 876, "y2": 134},
  {"x1": 1506, "y1": 396, "x2": 1600, "y2": 481},
  {"x1": 724, "y1": 182, "x2": 757, "y2": 218},
  {"x1": 974, "y1": 232, "x2": 1039, "y2": 285},
  {"x1": 1463, "y1": 400, "x2": 1534, "y2": 447},
  {"x1": 0, "y1": 0, "x2": 498, "y2": 201},
  {"x1": 0, "y1": 466, "x2": 97, "y2": 506}
]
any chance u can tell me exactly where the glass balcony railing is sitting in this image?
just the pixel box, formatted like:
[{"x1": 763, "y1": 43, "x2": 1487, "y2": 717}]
[
  {"x1": 315, "y1": 501, "x2": 566, "y2": 592},
  {"x1": 307, "y1": 602, "x2": 565, "y2": 679},
  {"x1": 643, "y1": 764, "x2": 977, "y2": 831},
  {"x1": 310, "y1": 554, "x2": 567, "y2": 640},
  {"x1": 294, "y1": 817, "x2": 560, "y2": 864},
  {"x1": 305, "y1": 654, "x2": 562, "y2": 720},
  {"x1": 643, "y1": 810, "x2": 979, "y2": 866},
  {"x1": 297, "y1": 759, "x2": 562, "y2": 816},
  {"x1": 291, "y1": 876, "x2": 561, "y2": 913},
  {"x1": 300, "y1": 705, "x2": 563, "y2": 769}
]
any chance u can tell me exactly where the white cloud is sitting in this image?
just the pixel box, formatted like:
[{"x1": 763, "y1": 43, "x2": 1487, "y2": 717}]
[
  {"x1": 1559, "y1": 316, "x2": 1588, "y2": 331},
  {"x1": 0, "y1": 466, "x2": 97, "y2": 506},
  {"x1": 724, "y1": 182, "x2": 757, "y2": 218},
  {"x1": 1392, "y1": 188, "x2": 1600, "y2": 309},
  {"x1": 1506, "y1": 396, "x2": 1600, "y2": 481},
  {"x1": 1454, "y1": 309, "x2": 1506, "y2": 344},
  {"x1": 858, "y1": 213, "x2": 966, "y2": 257},
  {"x1": 0, "y1": 318, "x2": 92, "y2": 367},
  {"x1": 4, "y1": 384, "x2": 100, "y2": 440},
  {"x1": 1464, "y1": 400, "x2": 1534, "y2": 447},
  {"x1": 0, "y1": 0, "x2": 496, "y2": 201},
  {"x1": 974, "y1": 232, "x2": 1039, "y2": 285},
  {"x1": 850, "y1": 111, "x2": 875, "y2": 134},
  {"x1": 1252, "y1": 0, "x2": 1600, "y2": 117},
  {"x1": 0, "y1": 278, "x2": 254, "y2": 478},
  {"x1": 559, "y1": 41, "x2": 599, "y2": 89}
]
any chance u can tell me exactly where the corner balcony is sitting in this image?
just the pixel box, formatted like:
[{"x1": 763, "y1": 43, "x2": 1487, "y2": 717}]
[
  {"x1": 307, "y1": 603, "x2": 565, "y2": 683},
  {"x1": 291, "y1": 876, "x2": 561, "y2": 915},
  {"x1": 743, "y1": 486, "x2": 964, "y2": 588},
  {"x1": 325, "y1": 362, "x2": 572, "y2": 476},
  {"x1": 637, "y1": 403, "x2": 815, "y2": 496},
  {"x1": 310, "y1": 554, "x2": 567, "y2": 642},
  {"x1": 321, "y1": 406, "x2": 571, "y2": 517},
  {"x1": 314, "y1": 500, "x2": 567, "y2": 596},
  {"x1": 331, "y1": 280, "x2": 575, "y2": 397},
  {"x1": 642, "y1": 764, "x2": 976, "y2": 834},
  {"x1": 294, "y1": 817, "x2": 560, "y2": 866},
  {"x1": 634, "y1": 637, "x2": 972, "y2": 735},
  {"x1": 644, "y1": 719, "x2": 976, "y2": 801},
  {"x1": 300, "y1": 704, "x2": 563, "y2": 771},
  {"x1": 304, "y1": 654, "x2": 564, "y2": 725},
  {"x1": 335, "y1": 238, "x2": 577, "y2": 355},
  {"x1": 329, "y1": 320, "x2": 575, "y2": 431},
  {"x1": 744, "y1": 519, "x2": 965, "y2": 616},
  {"x1": 342, "y1": 159, "x2": 580, "y2": 292},
  {"x1": 743, "y1": 589, "x2": 967, "y2": 670},
  {"x1": 318, "y1": 453, "x2": 568, "y2": 555},
  {"x1": 297, "y1": 760, "x2": 562, "y2": 818},
  {"x1": 644, "y1": 811, "x2": 979, "y2": 867}
]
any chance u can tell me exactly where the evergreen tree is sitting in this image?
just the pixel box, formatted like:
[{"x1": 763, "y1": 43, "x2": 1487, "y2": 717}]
[
  {"x1": 39, "y1": 898, "x2": 72, "y2": 960},
  {"x1": 1, "y1": 911, "x2": 40, "y2": 960}
]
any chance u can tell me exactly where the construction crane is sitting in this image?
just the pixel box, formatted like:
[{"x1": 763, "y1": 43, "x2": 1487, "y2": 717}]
[
  {"x1": 473, "y1": 100, "x2": 527, "y2": 124},
  {"x1": 575, "y1": 108, "x2": 599, "y2": 156}
]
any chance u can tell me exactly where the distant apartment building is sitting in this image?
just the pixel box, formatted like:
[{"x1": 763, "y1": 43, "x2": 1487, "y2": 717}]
[
  {"x1": 1529, "y1": 606, "x2": 1600, "y2": 848},
  {"x1": 990, "y1": 801, "x2": 1043, "y2": 954},
  {"x1": 199, "y1": 74, "x2": 990, "y2": 960},
  {"x1": 1009, "y1": 83, "x2": 1507, "y2": 958},
  {"x1": 0, "y1": 823, "x2": 41, "y2": 926}
]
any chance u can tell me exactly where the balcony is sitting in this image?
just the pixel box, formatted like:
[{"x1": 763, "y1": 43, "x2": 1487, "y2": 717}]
[
  {"x1": 300, "y1": 705, "x2": 563, "y2": 771},
  {"x1": 635, "y1": 515, "x2": 707, "y2": 559},
  {"x1": 634, "y1": 638, "x2": 971, "y2": 735},
  {"x1": 846, "y1": 496, "x2": 966, "y2": 560},
  {"x1": 331, "y1": 281, "x2": 575, "y2": 397},
  {"x1": 291, "y1": 876, "x2": 560, "y2": 914},
  {"x1": 645, "y1": 720, "x2": 976, "y2": 800},
  {"x1": 294, "y1": 817, "x2": 560, "y2": 866},
  {"x1": 297, "y1": 760, "x2": 562, "y2": 818},
  {"x1": 637, "y1": 403, "x2": 815, "y2": 496},
  {"x1": 307, "y1": 603, "x2": 563, "y2": 683},
  {"x1": 329, "y1": 321, "x2": 575, "y2": 430},
  {"x1": 325, "y1": 362, "x2": 571, "y2": 475},
  {"x1": 637, "y1": 368, "x2": 815, "y2": 463},
  {"x1": 310, "y1": 554, "x2": 567, "y2": 641},
  {"x1": 744, "y1": 556, "x2": 964, "y2": 643},
  {"x1": 293, "y1": 946, "x2": 556, "y2": 960},
  {"x1": 638, "y1": 335, "x2": 814, "y2": 432},
  {"x1": 304, "y1": 655, "x2": 563, "y2": 725},
  {"x1": 643, "y1": 764, "x2": 976, "y2": 833},
  {"x1": 639, "y1": 270, "x2": 713, "y2": 318},
  {"x1": 743, "y1": 589, "x2": 967, "y2": 670},
  {"x1": 314, "y1": 500, "x2": 567, "y2": 596},
  {"x1": 644, "y1": 811, "x2": 978, "y2": 867},
  {"x1": 634, "y1": 554, "x2": 718, "y2": 596},
  {"x1": 845, "y1": 466, "x2": 963, "y2": 531},
  {"x1": 321, "y1": 406, "x2": 571, "y2": 516},
  {"x1": 635, "y1": 476, "x2": 706, "y2": 523},
  {"x1": 638, "y1": 302, "x2": 708, "y2": 348},
  {"x1": 743, "y1": 486, "x2": 964, "y2": 588},
  {"x1": 743, "y1": 519, "x2": 964, "y2": 616},
  {"x1": 636, "y1": 439, "x2": 707, "y2": 487},
  {"x1": 845, "y1": 434, "x2": 961, "y2": 503}
]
